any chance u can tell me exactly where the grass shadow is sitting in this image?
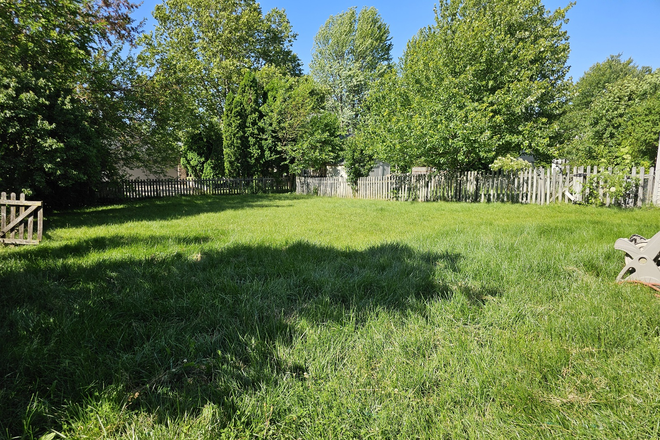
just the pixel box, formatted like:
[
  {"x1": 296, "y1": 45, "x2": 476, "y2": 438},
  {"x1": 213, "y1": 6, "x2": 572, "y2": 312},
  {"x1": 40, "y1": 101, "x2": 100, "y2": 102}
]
[
  {"x1": 0, "y1": 238, "x2": 475, "y2": 437},
  {"x1": 45, "y1": 194, "x2": 301, "y2": 230}
]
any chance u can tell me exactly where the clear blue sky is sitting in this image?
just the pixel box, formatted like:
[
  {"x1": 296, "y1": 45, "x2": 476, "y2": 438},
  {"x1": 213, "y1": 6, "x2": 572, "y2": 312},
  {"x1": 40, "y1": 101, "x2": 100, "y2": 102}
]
[{"x1": 132, "y1": 0, "x2": 660, "y2": 81}]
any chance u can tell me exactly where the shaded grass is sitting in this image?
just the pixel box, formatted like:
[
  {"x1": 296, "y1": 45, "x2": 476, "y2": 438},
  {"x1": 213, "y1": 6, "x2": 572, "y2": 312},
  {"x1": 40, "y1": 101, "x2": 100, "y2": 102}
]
[{"x1": 1, "y1": 194, "x2": 660, "y2": 439}]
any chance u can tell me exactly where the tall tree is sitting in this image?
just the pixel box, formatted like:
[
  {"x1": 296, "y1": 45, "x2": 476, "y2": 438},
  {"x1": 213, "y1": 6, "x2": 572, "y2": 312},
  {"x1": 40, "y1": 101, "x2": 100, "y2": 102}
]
[
  {"x1": 360, "y1": 0, "x2": 572, "y2": 172},
  {"x1": 139, "y1": 0, "x2": 301, "y2": 125},
  {"x1": 571, "y1": 54, "x2": 651, "y2": 112},
  {"x1": 557, "y1": 55, "x2": 656, "y2": 166},
  {"x1": 260, "y1": 72, "x2": 341, "y2": 175},
  {"x1": 310, "y1": 7, "x2": 392, "y2": 134},
  {"x1": 282, "y1": 112, "x2": 342, "y2": 175},
  {"x1": 561, "y1": 68, "x2": 660, "y2": 167},
  {"x1": 223, "y1": 71, "x2": 267, "y2": 177},
  {"x1": 0, "y1": 0, "x2": 164, "y2": 206}
]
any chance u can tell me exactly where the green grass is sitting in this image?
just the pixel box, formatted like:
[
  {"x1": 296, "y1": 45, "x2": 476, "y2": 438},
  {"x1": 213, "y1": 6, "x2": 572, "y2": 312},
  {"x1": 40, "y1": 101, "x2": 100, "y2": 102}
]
[{"x1": 1, "y1": 194, "x2": 660, "y2": 439}]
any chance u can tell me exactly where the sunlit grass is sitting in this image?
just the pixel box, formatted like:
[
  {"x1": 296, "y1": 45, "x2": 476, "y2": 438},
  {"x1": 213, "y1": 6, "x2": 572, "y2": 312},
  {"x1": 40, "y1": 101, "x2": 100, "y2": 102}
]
[{"x1": 2, "y1": 194, "x2": 660, "y2": 439}]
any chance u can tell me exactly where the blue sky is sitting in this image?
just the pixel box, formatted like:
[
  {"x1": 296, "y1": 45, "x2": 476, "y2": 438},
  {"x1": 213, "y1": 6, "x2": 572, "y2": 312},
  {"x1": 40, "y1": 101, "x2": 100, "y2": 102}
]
[{"x1": 132, "y1": 0, "x2": 660, "y2": 81}]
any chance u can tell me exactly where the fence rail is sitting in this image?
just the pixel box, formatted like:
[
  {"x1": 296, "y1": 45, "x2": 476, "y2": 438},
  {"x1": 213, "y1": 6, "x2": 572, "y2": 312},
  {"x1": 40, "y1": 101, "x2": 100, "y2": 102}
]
[
  {"x1": 297, "y1": 166, "x2": 658, "y2": 207},
  {"x1": 1, "y1": 192, "x2": 43, "y2": 245},
  {"x1": 99, "y1": 177, "x2": 292, "y2": 201}
]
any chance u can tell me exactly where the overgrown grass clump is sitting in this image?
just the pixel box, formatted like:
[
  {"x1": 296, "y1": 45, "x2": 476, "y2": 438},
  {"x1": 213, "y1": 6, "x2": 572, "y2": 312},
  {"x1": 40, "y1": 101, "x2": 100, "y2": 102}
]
[{"x1": 1, "y1": 194, "x2": 660, "y2": 439}]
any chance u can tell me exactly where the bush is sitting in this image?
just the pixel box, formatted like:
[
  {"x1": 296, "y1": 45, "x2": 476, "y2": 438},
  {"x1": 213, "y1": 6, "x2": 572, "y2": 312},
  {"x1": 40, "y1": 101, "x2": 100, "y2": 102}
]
[{"x1": 489, "y1": 155, "x2": 533, "y2": 172}]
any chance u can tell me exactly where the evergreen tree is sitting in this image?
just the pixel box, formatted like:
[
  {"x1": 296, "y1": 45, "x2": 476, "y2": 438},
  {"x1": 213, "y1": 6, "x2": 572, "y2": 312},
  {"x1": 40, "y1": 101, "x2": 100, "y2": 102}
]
[{"x1": 223, "y1": 71, "x2": 265, "y2": 177}]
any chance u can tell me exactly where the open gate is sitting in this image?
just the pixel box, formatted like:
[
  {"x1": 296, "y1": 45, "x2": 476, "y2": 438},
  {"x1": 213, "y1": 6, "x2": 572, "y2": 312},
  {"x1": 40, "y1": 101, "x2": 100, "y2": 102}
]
[{"x1": 1, "y1": 192, "x2": 43, "y2": 245}]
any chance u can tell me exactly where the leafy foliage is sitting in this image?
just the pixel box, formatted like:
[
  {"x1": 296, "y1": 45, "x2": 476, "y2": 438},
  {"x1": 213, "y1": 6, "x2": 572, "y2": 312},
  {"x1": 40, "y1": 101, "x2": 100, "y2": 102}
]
[
  {"x1": 285, "y1": 112, "x2": 342, "y2": 174},
  {"x1": 361, "y1": 0, "x2": 572, "y2": 172},
  {"x1": 570, "y1": 54, "x2": 650, "y2": 113},
  {"x1": 260, "y1": 73, "x2": 324, "y2": 154},
  {"x1": 0, "y1": 0, "x2": 166, "y2": 206},
  {"x1": 139, "y1": 0, "x2": 301, "y2": 123},
  {"x1": 310, "y1": 7, "x2": 393, "y2": 134},
  {"x1": 489, "y1": 155, "x2": 533, "y2": 172},
  {"x1": 580, "y1": 171, "x2": 641, "y2": 207},
  {"x1": 559, "y1": 56, "x2": 660, "y2": 167},
  {"x1": 344, "y1": 135, "x2": 377, "y2": 186},
  {"x1": 221, "y1": 70, "x2": 343, "y2": 177},
  {"x1": 181, "y1": 121, "x2": 224, "y2": 178},
  {"x1": 223, "y1": 72, "x2": 264, "y2": 177},
  {"x1": 260, "y1": 72, "x2": 342, "y2": 175}
]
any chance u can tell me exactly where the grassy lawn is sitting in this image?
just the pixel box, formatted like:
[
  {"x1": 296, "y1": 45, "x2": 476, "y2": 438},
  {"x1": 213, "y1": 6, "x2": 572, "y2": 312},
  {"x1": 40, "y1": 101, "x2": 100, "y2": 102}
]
[{"x1": 2, "y1": 194, "x2": 660, "y2": 439}]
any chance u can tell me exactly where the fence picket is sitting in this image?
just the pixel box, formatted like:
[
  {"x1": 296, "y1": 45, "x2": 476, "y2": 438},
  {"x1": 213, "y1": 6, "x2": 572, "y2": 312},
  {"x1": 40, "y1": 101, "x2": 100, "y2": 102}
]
[
  {"x1": 638, "y1": 167, "x2": 645, "y2": 207},
  {"x1": 93, "y1": 168, "x2": 658, "y2": 208}
]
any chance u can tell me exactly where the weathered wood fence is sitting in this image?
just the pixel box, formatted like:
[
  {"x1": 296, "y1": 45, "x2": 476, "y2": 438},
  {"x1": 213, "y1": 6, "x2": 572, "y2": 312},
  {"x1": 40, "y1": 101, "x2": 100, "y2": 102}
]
[
  {"x1": 1, "y1": 192, "x2": 43, "y2": 245},
  {"x1": 297, "y1": 166, "x2": 658, "y2": 207},
  {"x1": 99, "y1": 177, "x2": 292, "y2": 201}
]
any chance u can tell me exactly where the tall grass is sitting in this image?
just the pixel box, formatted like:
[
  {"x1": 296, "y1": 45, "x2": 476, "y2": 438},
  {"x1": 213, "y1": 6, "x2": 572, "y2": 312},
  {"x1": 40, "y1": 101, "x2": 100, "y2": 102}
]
[{"x1": 1, "y1": 194, "x2": 660, "y2": 439}]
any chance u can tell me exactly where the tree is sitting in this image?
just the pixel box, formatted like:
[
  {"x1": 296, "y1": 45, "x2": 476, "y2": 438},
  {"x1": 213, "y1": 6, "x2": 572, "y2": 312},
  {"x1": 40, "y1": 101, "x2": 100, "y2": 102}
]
[
  {"x1": 222, "y1": 71, "x2": 268, "y2": 177},
  {"x1": 181, "y1": 120, "x2": 224, "y2": 178},
  {"x1": 0, "y1": 0, "x2": 161, "y2": 206},
  {"x1": 139, "y1": 0, "x2": 301, "y2": 126},
  {"x1": 82, "y1": 50, "x2": 182, "y2": 178},
  {"x1": 360, "y1": 0, "x2": 572, "y2": 172},
  {"x1": 571, "y1": 54, "x2": 650, "y2": 112},
  {"x1": 561, "y1": 69, "x2": 660, "y2": 167},
  {"x1": 260, "y1": 71, "x2": 340, "y2": 175},
  {"x1": 344, "y1": 135, "x2": 377, "y2": 186},
  {"x1": 284, "y1": 112, "x2": 342, "y2": 175},
  {"x1": 310, "y1": 7, "x2": 392, "y2": 134},
  {"x1": 557, "y1": 55, "x2": 657, "y2": 166}
]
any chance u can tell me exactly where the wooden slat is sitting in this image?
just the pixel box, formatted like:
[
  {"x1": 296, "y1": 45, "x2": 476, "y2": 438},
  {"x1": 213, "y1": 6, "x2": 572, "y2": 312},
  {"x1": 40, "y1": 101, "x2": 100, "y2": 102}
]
[
  {"x1": 1, "y1": 238, "x2": 40, "y2": 245},
  {"x1": 0, "y1": 199, "x2": 42, "y2": 207},
  {"x1": 0, "y1": 192, "x2": 43, "y2": 245},
  {"x1": 1, "y1": 204, "x2": 39, "y2": 235},
  {"x1": 647, "y1": 167, "x2": 655, "y2": 206},
  {"x1": 638, "y1": 166, "x2": 645, "y2": 207},
  {"x1": 18, "y1": 193, "x2": 25, "y2": 239},
  {"x1": 9, "y1": 193, "x2": 16, "y2": 240},
  {"x1": 1, "y1": 192, "x2": 6, "y2": 234}
]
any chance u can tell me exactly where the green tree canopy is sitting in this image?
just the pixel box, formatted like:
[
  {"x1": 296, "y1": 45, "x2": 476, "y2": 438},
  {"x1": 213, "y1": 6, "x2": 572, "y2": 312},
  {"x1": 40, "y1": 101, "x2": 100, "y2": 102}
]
[
  {"x1": 561, "y1": 68, "x2": 660, "y2": 167},
  {"x1": 181, "y1": 120, "x2": 224, "y2": 178},
  {"x1": 360, "y1": 0, "x2": 572, "y2": 172},
  {"x1": 558, "y1": 55, "x2": 658, "y2": 167},
  {"x1": 260, "y1": 71, "x2": 342, "y2": 174},
  {"x1": 222, "y1": 70, "x2": 342, "y2": 177},
  {"x1": 572, "y1": 54, "x2": 651, "y2": 112},
  {"x1": 139, "y1": 0, "x2": 301, "y2": 123},
  {"x1": 222, "y1": 71, "x2": 268, "y2": 177},
  {"x1": 0, "y1": 0, "x2": 166, "y2": 206},
  {"x1": 310, "y1": 6, "x2": 392, "y2": 134}
]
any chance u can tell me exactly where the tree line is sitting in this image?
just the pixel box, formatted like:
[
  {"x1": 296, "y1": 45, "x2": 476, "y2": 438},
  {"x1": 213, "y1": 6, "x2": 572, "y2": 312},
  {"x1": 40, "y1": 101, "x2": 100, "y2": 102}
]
[{"x1": 1, "y1": 0, "x2": 658, "y2": 207}]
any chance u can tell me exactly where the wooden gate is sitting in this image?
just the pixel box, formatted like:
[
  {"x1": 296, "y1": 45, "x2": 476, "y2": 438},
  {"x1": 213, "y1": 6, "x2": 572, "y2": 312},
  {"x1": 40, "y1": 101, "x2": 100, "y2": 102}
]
[{"x1": 1, "y1": 192, "x2": 43, "y2": 245}]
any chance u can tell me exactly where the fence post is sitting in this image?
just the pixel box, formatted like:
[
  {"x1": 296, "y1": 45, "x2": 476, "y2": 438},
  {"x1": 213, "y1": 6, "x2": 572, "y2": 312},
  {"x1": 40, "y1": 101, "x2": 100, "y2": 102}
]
[{"x1": 654, "y1": 133, "x2": 660, "y2": 206}]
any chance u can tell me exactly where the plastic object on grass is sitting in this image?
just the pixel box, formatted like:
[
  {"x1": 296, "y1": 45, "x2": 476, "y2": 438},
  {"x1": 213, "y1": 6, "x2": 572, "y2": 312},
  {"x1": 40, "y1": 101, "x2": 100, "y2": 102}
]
[{"x1": 615, "y1": 232, "x2": 660, "y2": 295}]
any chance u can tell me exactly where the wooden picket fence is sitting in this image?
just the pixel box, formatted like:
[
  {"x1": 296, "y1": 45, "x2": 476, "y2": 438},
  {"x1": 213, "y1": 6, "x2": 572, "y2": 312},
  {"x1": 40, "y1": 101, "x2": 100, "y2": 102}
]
[
  {"x1": 1, "y1": 192, "x2": 43, "y2": 245},
  {"x1": 297, "y1": 165, "x2": 658, "y2": 207},
  {"x1": 99, "y1": 177, "x2": 292, "y2": 201}
]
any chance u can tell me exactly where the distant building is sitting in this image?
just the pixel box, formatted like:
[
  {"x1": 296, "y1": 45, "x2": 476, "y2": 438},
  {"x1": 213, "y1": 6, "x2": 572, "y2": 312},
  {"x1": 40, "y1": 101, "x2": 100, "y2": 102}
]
[{"x1": 123, "y1": 164, "x2": 185, "y2": 179}]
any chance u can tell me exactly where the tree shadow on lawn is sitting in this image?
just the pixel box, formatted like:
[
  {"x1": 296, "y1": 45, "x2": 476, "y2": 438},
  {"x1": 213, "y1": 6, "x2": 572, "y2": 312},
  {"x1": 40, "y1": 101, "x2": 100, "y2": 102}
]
[
  {"x1": 47, "y1": 193, "x2": 300, "y2": 229},
  {"x1": 0, "y1": 238, "x2": 489, "y2": 437}
]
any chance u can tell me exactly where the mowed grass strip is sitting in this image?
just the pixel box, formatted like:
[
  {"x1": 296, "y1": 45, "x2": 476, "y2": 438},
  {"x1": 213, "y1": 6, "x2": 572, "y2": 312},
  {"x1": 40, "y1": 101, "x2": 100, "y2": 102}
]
[{"x1": 1, "y1": 194, "x2": 660, "y2": 439}]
